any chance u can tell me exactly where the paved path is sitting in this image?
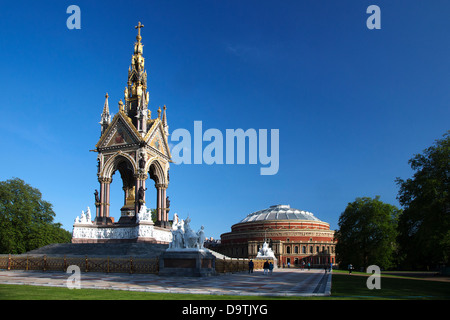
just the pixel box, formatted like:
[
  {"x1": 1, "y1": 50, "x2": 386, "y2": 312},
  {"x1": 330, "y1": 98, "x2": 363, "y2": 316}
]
[{"x1": 0, "y1": 268, "x2": 332, "y2": 297}]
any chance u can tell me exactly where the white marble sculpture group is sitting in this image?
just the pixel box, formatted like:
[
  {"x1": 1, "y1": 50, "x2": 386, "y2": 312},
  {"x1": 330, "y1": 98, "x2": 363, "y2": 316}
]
[
  {"x1": 256, "y1": 241, "x2": 278, "y2": 268},
  {"x1": 72, "y1": 204, "x2": 172, "y2": 243},
  {"x1": 72, "y1": 206, "x2": 206, "y2": 247},
  {"x1": 168, "y1": 214, "x2": 206, "y2": 251},
  {"x1": 135, "y1": 204, "x2": 152, "y2": 223},
  {"x1": 74, "y1": 207, "x2": 92, "y2": 224}
]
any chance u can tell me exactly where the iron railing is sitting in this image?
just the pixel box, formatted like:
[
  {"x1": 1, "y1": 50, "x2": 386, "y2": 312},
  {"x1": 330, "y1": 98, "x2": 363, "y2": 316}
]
[{"x1": 0, "y1": 254, "x2": 272, "y2": 274}]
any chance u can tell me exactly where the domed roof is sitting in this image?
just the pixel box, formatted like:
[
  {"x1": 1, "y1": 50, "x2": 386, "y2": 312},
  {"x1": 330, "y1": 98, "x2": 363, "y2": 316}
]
[{"x1": 239, "y1": 205, "x2": 321, "y2": 223}]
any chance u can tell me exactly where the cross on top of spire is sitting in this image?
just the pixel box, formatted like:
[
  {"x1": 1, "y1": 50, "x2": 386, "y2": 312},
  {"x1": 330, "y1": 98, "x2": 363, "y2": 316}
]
[{"x1": 135, "y1": 21, "x2": 144, "y2": 41}]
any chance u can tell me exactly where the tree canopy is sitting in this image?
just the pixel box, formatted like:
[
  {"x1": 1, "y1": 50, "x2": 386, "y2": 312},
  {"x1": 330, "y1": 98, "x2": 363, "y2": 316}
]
[
  {"x1": 335, "y1": 196, "x2": 401, "y2": 270},
  {"x1": 0, "y1": 178, "x2": 71, "y2": 254},
  {"x1": 396, "y1": 131, "x2": 450, "y2": 268}
]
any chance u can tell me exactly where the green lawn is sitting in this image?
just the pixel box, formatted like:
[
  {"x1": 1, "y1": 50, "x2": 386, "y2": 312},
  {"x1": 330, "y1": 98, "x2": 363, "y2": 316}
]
[
  {"x1": 0, "y1": 284, "x2": 284, "y2": 300},
  {"x1": 331, "y1": 271, "x2": 450, "y2": 300},
  {"x1": 0, "y1": 271, "x2": 448, "y2": 300}
]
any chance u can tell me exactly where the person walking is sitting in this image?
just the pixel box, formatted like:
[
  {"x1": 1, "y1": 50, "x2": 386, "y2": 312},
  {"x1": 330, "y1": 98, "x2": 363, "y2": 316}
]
[
  {"x1": 348, "y1": 263, "x2": 353, "y2": 274},
  {"x1": 263, "y1": 260, "x2": 269, "y2": 275},
  {"x1": 248, "y1": 259, "x2": 254, "y2": 273},
  {"x1": 269, "y1": 261, "x2": 274, "y2": 275},
  {"x1": 307, "y1": 262, "x2": 310, "y2": 271}
]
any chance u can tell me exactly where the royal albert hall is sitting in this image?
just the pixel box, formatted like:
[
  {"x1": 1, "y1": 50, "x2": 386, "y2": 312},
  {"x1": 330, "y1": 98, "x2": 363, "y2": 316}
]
[{"x1": 218, "y1": 205, "x2": 336, "y2": 267}]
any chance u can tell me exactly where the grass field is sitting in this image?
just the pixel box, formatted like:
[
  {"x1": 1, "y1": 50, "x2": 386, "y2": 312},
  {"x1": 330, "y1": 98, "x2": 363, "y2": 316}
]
[
  {"x1": 0, "y1": 271, "x2": 448, "y2": 300},
  {"x1": 330, "y1": 270, "x2": 450, "y2": 299}
]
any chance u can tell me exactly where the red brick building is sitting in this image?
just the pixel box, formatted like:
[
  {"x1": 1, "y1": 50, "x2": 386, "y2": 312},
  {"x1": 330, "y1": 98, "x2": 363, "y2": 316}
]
[{"x1": 218, "y1": 205, "x2": 336, "y2": 267}]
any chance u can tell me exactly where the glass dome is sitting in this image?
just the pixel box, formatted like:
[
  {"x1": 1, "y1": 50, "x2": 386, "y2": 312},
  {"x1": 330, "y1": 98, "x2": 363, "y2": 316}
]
[{"x1": 239, "y1": 205, "x2": 321, "y2": 223}]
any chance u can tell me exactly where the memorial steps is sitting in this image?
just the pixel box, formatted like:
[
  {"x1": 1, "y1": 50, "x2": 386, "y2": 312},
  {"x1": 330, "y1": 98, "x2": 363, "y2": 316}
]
[{"x1": 24, "y1": 243, "x2": 169, "y2": 258}]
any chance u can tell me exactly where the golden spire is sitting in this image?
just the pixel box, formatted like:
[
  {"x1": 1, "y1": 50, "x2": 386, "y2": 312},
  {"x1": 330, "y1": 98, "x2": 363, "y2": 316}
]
[
  {"x1": 103, "y1": 93, "x2": 109, "y2": 113},
  {"x1": 162, "y1": 105, "x2": 169, "y2": 136},
  {"x1": 162, "y1": 105, "x2": 167, "y2": 124},
  {"x1": 135, "y1": 21, "x2": 144, "y2": 42},
  {"x1": 100, "y1": 93, "x2": 111, "y2": 134}
]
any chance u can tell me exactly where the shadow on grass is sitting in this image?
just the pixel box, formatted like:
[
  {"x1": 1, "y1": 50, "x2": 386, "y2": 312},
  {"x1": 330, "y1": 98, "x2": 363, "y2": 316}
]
[
  {"x1": 0, "y1": 284, "x2": 299, "y2": 300},
  {"x1": 331, "y1": 273, "x2": 450, "y2": 300}
]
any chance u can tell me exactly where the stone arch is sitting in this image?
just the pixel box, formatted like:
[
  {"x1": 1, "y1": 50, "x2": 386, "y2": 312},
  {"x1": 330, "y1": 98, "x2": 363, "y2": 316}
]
[
  {"x1": 147, "y1": 158, "x2": 166, "y2": 185},
  {"x1": 102, "y1": 152, "x2": 137, "y2": 179},
  {"x1": 96, "y1": 152, "x2": 138, "y2": 224},
  {"x1": 144, "y1": 158, "x2": 169, "y2": 228}
]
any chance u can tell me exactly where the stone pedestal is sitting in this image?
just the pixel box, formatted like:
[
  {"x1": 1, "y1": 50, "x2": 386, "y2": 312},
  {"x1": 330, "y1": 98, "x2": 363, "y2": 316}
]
[
  {"x1": 159, "y1": 250, "x2": 216, "y2": 277},
  {"x1": 72, "y1": 223, "x2": 172, "y2": 244}
]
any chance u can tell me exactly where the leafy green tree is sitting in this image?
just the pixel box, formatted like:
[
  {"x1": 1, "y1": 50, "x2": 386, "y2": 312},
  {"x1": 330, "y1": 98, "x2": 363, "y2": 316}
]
[
  {"x1": 335, "y1": 196, "x2": 401, "y2": 270},
  {"x1": 150, "y1": 208, "x2": 157, "y2": 224},
  {"x1": 396, "y1": 131, "x2": 450, "y2": 269},
  {"x1": 0, "y1": 178, "x2": 71, "y2": 254}
]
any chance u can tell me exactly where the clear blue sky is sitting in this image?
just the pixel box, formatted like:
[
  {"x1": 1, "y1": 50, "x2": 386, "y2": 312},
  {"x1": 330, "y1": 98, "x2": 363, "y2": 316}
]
[{"x1": 0, "y1": 1, "x2": 449, "y2": 239}]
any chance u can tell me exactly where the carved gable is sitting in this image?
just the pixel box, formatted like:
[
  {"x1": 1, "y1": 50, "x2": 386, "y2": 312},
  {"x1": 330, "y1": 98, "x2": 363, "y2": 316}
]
[
  {"x1": 96, "y1": 112, "x2": 142, "y2": 149},
  {"x1": 145, "y1": 120, "x2": 171, "y2": 160}
]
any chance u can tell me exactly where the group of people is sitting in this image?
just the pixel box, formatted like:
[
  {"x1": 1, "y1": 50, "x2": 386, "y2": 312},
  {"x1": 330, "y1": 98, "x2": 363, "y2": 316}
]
[
  {"x1": 248, "y1": 260, "x2": 274, "y2": 275},
  {"x1": 286, "y1": 260, "x2": 311, "y2": 270}
]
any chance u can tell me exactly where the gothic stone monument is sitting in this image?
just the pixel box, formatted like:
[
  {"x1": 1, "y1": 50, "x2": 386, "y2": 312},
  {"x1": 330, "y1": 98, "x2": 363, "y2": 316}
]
[{"x1": 72, "y1": 22, "x2": 172, "y2": 244}]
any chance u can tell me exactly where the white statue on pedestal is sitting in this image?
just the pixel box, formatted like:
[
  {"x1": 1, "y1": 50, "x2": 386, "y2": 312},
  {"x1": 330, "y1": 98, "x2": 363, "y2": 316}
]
[
  {"x1": 256, "y1": 241, "x2": 278, "y2": 268},
  {"x1": 183, "y1": 216, "x2": 199, "y2": 249},
  {"x1": 167, "y1": 215, "x2": 207, "y2": 251},
  {"x1": 169, "y1": 225, "x2": 184, "y2": 250},
  {"x1": 172, "y1": 213, "x2": 184, "y2": 232},
  {"x1": 74, "y1": 207, "x2": 93, "y2": 225},
  {"x1": 86, "y1": 207, "x2": 92, "y2": 223},
  {"x1": 136, "y1": 204, "x2": 152, "y2": 223},
  {"x1": 197, "y1": 226, "x2": 205, "y2": 249},
  {"x1": 80, "y1": 210, "x2": 86, "y2": 223}
]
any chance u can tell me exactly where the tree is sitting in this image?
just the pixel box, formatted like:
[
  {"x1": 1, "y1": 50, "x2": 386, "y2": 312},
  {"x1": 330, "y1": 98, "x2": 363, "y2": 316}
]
[
  {"x1": 335, "y1": 196, "x2": 401, "y2": 270},
  {"x1": 0, "y1": 178, "x2": 71, "y2": 254},
  {"x1": 150, "y1": 208, "x2": 157, "y2": 224},
  {"x1": 396, "y1": 131, "x2": 450, "y2": 269}
]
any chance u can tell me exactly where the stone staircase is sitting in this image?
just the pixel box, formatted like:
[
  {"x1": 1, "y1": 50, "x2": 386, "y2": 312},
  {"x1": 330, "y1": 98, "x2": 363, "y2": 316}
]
[
  {"x1": 24, "y1": 243, "x2": 234, "y2": 260},
  {"x1": 207, "y1": 248, "x2": 232, "y2": 260},
  {"x1": 25, "y1": 243, "x2": 169, "y2": 258}
]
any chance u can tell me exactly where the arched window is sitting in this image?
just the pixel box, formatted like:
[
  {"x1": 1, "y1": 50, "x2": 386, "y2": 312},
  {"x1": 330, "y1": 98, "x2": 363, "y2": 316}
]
[
  {"x1": 294, "y1": 246, "x2": 299, "y2": 254},
  {"x1": 286, "y1": 246, "x2": 291, "y2": 254},
  {"x1": 302, "y1": 246, "x2": 306, "y2": 254}
]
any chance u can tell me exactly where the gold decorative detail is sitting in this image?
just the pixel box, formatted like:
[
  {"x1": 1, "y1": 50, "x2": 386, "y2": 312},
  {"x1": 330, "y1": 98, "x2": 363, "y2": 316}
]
[
  {"x1": 162, "y1": 105, "x2": 167, "y2": 124},
  {"x1": 135, "y1": 21, "x2": 144, "y2": 42},
  {"x1": 125, "y1": 186, "x2": 136, "y2": 205},
  {"x1": 98, "y1": 177, "x2": 112, "y2": 184}
]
